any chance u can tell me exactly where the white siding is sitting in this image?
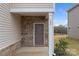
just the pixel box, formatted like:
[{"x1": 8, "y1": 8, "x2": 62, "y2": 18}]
[
  {"x1": 11, "y1": 3, "x2": 53, "y2": 8},
  {"x1": 0, "y1": 3, "x2": 21, "y2": 50},
  {"x1": 68, "y1": 5, "x2": 79, "y2": 39},
  {"x1": 10, "y1": 3, "x2": 54, "y2": 13}
]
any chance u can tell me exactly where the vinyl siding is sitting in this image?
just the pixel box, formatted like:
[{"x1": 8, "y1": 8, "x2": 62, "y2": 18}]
[
  {"x1": 10, "y1": 3, "x2": 54, "y2": 13},
  {"x1": 68, "y1": 5, "x2": 79, "y2": 39},
  {"x1": 0, "y1": 3, "x2": 21, "y2": 50},
  {"x1": 11, "y1": 3, "x2": 53, "y2": 8}
]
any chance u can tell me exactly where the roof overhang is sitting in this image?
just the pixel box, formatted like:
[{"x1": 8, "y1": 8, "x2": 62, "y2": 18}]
[
  {"x1": 10, "y1": 3, "x2": 55, "y2": 19},
  {"x1": 10, "y1": 3, "x2": 55, "y2": 13}
]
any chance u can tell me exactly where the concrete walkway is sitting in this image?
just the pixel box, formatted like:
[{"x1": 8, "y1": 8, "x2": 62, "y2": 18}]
[{"x1": 15, "y1": 47, "x2": 48, "y2": 56}]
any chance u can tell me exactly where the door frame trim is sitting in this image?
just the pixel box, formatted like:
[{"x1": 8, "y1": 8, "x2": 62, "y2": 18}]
[{"x1": 33, "y1": 23, "x2": 45, "y2": 46}]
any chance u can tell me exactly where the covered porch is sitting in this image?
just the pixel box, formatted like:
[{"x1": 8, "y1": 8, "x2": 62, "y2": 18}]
[{"x1": 10, "y1": 3, "x2": 54, "y2": 56}]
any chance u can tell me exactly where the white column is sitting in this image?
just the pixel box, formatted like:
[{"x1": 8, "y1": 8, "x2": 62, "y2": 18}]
[{"x1": 48, "y1": 12, "x2": 54, "y2": 56}]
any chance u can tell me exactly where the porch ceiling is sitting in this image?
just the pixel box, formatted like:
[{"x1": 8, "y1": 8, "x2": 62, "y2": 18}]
[{"x1": 11, "y1": 12, "x2": 48, "y2": 16}]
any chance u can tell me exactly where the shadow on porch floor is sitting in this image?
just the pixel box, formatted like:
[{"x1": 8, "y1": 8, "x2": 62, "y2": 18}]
[{"x1": 15, "y1": 47, "x2": 48, "y2": 56}]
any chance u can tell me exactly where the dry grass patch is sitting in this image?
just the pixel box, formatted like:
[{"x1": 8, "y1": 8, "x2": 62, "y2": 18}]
[{"x1": 54, "y1": 34, "x2": 79, "y2": 56}]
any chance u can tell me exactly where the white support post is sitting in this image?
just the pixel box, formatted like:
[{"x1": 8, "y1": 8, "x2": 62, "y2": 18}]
[{"x1": 48, "y1": 12, "x2": 54, "y2": 56}]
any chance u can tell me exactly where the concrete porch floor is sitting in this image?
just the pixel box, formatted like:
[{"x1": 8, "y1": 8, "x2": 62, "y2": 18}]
[{"x1": 15, "y1": 47, "x2": 48, "y2": 56}]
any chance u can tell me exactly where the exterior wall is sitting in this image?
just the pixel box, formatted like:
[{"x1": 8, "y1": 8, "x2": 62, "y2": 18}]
[
  {"x1": 68, "y1": 5, "x2": 79, "y2": 39},
  {"x1": 21, "y1": 16, "x2": 48, "y2": 47},
  {"x1": 0, "y1": 3, "x2": 21, "y2": 55}
]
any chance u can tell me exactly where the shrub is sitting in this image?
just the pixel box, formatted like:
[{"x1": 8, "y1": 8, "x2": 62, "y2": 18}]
[{"x1": 54, "y1": 38, "x2": 68, "y2": 56}]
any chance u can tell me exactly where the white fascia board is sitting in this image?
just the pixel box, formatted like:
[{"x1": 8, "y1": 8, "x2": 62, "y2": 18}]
[
  {"x1": 10, "y1": 3, "x2": 55, "y2": 13},
  {"x1": 12, "y1": 3, "x2": 54, "y2": 8},
  {"x1": 10, "y1": 7, "x2": 54, "y2": 13}
]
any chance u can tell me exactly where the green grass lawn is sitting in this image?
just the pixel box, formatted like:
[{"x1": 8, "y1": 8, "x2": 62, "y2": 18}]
[{"x1": 54, "y1": 34, "x2": 79, "y2": 56}]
